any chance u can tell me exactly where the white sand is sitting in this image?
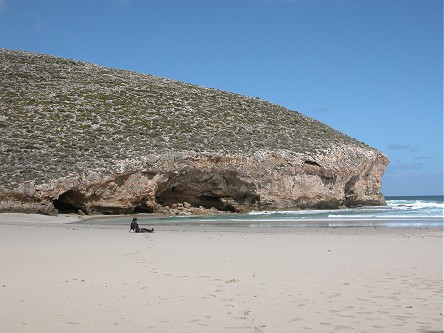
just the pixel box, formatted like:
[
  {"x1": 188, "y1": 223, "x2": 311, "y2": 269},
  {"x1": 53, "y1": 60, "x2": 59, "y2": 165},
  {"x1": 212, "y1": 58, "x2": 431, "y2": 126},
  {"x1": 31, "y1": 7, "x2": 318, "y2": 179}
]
[{"x1": 0, "y1": 214, "x2": 442, "y2": 333}]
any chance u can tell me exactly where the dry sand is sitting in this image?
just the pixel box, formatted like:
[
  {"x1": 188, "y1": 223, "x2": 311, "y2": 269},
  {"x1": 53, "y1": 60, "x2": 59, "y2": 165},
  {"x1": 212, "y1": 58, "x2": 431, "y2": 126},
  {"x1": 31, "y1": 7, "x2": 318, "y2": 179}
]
[{"x1": 0, "y1": 213, "x2": 442, "y2": 333}]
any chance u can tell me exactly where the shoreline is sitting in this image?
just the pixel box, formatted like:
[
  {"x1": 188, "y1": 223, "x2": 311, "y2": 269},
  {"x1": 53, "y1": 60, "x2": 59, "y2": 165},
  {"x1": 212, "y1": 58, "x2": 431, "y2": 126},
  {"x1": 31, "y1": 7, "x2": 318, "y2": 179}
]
[{"x1": 1, "y1": 212, "x2": 443, "y2": 231}]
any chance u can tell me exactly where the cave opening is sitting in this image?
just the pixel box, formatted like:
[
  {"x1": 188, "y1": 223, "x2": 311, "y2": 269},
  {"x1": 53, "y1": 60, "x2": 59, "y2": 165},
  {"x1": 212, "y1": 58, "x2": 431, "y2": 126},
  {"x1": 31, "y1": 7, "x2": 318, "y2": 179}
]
[
  {"x1": 133, "y1": 197, "x2": 154, "y2": 214},
  {"x1": 196, "y1": 195, "x2": 234, "y2": 211},
  {"x1": 156, "y1": 188, "x2": 236, "y2": 212},
  {"x1": 155, "y1": 171, "x2": 259, "y2": 212},
  {"x1": 53, "y1": 190, "x2": 85, "y2": 214}
]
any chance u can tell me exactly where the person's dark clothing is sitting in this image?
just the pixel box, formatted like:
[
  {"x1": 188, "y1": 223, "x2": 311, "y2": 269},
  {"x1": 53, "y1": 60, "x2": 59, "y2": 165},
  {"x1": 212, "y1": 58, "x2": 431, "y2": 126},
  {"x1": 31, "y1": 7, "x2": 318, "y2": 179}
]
[
  {"x1": 130, "y1": 220, "x2": 139, "y2": 232},
  {"x1": 139, "y1": 227, "x2": 154, "y2": 233},
  {"x1": 130, "y1": 219, "x2": 154, "y2": 233}
]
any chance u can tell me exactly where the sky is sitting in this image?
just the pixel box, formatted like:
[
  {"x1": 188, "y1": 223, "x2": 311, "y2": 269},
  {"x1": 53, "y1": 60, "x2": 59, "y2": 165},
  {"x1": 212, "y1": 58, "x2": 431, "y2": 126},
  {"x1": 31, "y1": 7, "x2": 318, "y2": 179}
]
[{"x1": 0, "y1": 0, "x2": 442, "y2": 196}]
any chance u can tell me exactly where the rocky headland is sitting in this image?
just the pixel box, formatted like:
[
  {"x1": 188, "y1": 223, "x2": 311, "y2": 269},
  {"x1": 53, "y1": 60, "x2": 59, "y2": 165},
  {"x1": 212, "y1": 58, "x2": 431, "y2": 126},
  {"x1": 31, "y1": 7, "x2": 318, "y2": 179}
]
[{"x1": 0, "y1": 48, "x2": 389, "y2": 215}]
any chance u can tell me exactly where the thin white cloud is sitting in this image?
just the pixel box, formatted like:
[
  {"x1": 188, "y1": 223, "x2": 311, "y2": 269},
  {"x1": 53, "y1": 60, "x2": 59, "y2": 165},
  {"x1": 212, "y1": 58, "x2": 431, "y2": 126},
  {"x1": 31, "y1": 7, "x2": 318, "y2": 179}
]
[
  {"x1": 261, "y1": 0, "x2": 303, "y2": 3},
  {"x1": 394, "y1": 162, "x2": 423, "y2": 170},
  {"x1": 0, "y1": 0, "x2": 6, "y2": 13},
  {"x1": 261, "y1": 0, "x2": 348, "y2": 5},
  {"x1": 414, "y1": 156, "x2": 431, "y2": 160},
  {"x1": 311, "y1": 107, "x2": 328, "y2": 113},
  {"x1": 113, "y1": 0, "x2": 133, "y2": 8},
  {"x1": 30, "y1": 14, "x2": 46, "y2": 31},
  {"x1": 387, "y1": 143, "x2": 419, "y2": 153},
  {"x1": 385, "y1": 162, "x2": 424, "y2": 175}
]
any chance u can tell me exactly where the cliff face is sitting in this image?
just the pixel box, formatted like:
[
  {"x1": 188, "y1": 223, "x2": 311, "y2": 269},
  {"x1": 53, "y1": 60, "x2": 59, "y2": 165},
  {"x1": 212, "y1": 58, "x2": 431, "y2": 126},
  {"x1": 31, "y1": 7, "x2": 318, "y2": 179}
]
[
  {"x1": 0, "y1": 147, "x2": 388, "y2": 215},
  {"x1": 0, "y1": 49, "x2": 389, "y2": 215}
]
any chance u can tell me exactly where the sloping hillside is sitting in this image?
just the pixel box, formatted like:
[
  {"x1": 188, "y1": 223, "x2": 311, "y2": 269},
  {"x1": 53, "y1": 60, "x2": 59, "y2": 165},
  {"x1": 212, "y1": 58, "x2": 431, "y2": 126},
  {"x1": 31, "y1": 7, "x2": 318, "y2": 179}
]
[
  {"x1": 0, "y1": 49, "x2": 387, "y2": 215},
  {"x1": 0, "y1": 48, "x2": 364, "y2": 188}
]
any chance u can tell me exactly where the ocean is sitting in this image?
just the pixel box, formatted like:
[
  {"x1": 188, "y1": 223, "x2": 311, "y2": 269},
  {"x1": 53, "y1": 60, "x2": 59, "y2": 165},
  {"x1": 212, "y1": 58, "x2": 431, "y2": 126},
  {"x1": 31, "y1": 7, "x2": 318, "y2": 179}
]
[
  {"x1": 159, "y1": 195, "x2": 443, "y2": 229},
  {"x1": 90, "y1": 195, "x2": 443, "y2": 229}
]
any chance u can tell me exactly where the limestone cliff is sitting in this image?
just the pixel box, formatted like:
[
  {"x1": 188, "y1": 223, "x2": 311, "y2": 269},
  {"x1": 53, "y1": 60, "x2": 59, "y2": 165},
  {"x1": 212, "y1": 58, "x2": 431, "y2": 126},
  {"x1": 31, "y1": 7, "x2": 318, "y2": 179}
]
[{"x1": 0, "y1": 49, "x2": 389, "y2": 215}]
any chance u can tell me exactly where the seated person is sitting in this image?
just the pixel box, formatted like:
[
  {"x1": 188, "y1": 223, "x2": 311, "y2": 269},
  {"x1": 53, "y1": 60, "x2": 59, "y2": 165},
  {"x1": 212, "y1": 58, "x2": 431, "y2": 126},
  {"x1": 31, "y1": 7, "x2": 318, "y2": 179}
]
[{"x1": 129, "y1": 217, "x2": 154, "y2": 233}]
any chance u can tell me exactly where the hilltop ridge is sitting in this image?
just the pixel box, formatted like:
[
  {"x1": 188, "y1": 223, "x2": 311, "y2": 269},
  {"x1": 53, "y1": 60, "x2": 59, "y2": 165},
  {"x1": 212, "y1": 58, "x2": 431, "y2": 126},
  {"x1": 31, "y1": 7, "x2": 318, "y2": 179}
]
[{"x1": 0, "y1": 49, "x2": 388, "y2": 215}]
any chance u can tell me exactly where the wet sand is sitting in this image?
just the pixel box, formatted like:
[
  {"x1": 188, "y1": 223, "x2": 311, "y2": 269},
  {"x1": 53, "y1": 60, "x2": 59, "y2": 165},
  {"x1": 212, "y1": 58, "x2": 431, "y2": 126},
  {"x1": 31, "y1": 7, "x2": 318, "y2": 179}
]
[{"x1": 0, "y1": 213, "x2": 442, "y2": 332}]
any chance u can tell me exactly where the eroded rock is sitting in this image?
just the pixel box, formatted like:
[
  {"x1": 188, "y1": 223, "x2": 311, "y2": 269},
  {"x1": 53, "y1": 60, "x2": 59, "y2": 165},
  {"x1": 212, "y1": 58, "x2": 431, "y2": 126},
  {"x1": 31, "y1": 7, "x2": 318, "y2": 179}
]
[{"x1": 0, "y1": 147, "x2": 388, "y2": 215}]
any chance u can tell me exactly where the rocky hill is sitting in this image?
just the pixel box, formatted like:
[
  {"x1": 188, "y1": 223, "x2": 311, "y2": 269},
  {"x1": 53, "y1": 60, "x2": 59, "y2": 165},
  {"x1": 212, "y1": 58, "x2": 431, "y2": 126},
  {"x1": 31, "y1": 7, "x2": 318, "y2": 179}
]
[{"x1": 0, "y1": 48, "x2": 389, "y2": 215}]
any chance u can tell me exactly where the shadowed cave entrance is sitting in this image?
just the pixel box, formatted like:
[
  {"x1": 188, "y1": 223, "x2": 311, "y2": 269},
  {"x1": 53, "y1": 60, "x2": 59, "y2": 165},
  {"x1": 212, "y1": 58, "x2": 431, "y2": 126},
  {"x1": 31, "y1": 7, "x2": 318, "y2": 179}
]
[
  {"x1": 53, "y1": 189, "x2": 155, "y2": 215},
  {"x1": 155, "y1": 172, "x2": 259, "y2": 212},
  {"x1": 52, "y1": 190, "x2": 85, "y2": 214}
]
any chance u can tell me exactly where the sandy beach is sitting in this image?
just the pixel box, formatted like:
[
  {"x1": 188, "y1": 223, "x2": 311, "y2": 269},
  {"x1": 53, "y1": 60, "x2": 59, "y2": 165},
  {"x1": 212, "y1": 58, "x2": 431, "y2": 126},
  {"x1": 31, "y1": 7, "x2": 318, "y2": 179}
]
[{"x1": 0, "y1": 214, "x2": 442, "y2": 333}]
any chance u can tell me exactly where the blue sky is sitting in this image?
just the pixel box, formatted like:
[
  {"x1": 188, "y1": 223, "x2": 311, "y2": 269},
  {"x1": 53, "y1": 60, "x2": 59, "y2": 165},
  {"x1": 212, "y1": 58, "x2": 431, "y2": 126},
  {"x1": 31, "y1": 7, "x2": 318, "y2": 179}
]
[{"x1": 0, "y1": 0, "x2": 442, "y2": 196}]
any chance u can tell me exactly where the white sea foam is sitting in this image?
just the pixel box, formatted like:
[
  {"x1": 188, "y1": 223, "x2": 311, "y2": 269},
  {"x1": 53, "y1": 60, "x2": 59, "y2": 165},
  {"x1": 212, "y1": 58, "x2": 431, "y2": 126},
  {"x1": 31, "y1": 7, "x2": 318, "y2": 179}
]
[
  {"x1": 247, "y1": 197, "x2": 444, "y2": 221},
  {"x1": 387, "y1": 200, "x2": 444, "y2": 210},
  {"x1": 94, "y1": 196, "x2": 443, "y2": 229}
]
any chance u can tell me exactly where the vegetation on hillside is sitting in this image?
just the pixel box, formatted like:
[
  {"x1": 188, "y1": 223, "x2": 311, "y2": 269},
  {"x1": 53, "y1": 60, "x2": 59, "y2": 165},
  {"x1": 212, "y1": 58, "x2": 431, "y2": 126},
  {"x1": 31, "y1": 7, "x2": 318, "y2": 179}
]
[{"x1": 0, "y1": 49, "x2": 365, "y2": 187}]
